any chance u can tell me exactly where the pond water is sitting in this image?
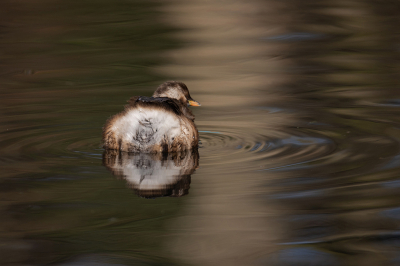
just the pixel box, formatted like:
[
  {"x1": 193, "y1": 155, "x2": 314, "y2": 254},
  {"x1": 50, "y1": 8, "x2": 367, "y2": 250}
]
[{"x1": 1, "y1": 0, "x2": 400, "y2": 265}]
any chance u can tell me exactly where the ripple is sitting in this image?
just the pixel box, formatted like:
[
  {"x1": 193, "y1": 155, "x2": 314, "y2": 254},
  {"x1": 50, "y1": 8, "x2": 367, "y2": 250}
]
[
  {"x1": 0, "y1": 119, "x2": 103, "y2": 180},
  {"x1": 198, "y1": 124, "x2": 336, "y2": 172}
]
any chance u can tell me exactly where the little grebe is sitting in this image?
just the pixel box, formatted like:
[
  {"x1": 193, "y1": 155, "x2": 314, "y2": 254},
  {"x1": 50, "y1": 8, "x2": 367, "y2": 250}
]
[{"x1": 102, "y1": 81, "x2": 200, "y2": 153}]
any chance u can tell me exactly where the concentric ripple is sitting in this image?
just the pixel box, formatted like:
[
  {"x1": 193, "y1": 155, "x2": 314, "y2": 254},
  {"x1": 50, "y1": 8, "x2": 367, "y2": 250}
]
[
  {"x1": 0, "y1": 116, "x2": 336, "y2": 178},
  {"x1": 198, "y1": 123, "x2": 336, "y2": 172},
  {"x1": 0, "y1": 113, "x2": 104, "y2": 180}
]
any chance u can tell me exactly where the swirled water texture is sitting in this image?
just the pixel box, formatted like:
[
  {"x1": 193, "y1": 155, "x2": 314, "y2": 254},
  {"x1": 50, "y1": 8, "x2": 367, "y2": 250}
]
[{"x1": 1, "y1": 0, "x2": 400, "y2": 265}]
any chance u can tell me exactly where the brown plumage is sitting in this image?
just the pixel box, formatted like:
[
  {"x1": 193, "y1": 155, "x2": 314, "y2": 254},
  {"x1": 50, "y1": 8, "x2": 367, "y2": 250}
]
[{"x1": 102, "y1": 81, "x2": 201, "y2": 153}]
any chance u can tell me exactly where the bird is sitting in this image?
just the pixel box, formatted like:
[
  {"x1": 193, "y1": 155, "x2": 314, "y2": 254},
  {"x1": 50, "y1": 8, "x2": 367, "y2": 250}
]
[{"x1": 102, "y1": 81, "x2": 201, "y2": 153}]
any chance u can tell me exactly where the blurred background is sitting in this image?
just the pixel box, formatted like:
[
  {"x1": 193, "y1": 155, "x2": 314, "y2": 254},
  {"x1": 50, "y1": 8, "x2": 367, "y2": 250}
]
[{"x1": 1, "y1": 0, "x2": 400, "y2": 265}]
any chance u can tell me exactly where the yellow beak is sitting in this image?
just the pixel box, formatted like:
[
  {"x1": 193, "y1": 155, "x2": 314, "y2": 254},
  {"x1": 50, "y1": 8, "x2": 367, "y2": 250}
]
[{"x1": 188, "y1": 100, "x2": 201, "y2": 106}]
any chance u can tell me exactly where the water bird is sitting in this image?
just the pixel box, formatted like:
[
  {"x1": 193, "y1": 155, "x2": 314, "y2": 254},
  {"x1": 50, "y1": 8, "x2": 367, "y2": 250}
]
[{"x1": 102, "y1": 81, "x2": 201, "y2": 153}]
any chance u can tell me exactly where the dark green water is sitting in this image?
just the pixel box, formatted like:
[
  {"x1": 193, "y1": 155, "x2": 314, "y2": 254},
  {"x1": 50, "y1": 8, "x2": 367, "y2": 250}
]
[{"x1": 1, "y1": 0, "x2": 400, "y2": 265}]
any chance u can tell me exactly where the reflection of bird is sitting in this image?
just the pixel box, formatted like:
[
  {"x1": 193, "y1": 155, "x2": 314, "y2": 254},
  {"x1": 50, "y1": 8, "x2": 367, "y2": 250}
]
[
  {"x1": 103, "y1": 81, "x2": 201, "y2": 153},
  {"x1": 102, "y1": 149, "x2": 199, "y2": 198}
]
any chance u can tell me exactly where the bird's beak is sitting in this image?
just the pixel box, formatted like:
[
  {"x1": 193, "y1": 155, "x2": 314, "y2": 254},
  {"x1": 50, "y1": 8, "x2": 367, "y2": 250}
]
[{"x1": 188, "y1": 100, "x2": 201, "y2": 106}]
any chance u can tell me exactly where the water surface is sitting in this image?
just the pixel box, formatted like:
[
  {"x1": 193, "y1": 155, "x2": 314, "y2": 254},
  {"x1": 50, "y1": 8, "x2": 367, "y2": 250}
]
[{"x1": 1, "y1": 0, "x2": 400, "y2": 265}]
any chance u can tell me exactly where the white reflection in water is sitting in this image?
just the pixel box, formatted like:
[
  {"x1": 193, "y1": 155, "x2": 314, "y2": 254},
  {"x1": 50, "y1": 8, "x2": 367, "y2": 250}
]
[
  {"x1": 103, "y1": 150, "x2": 199, "y2": 198},
  {"x1": 155, "y1": 0, "x2": 294, "y2": 263}
]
